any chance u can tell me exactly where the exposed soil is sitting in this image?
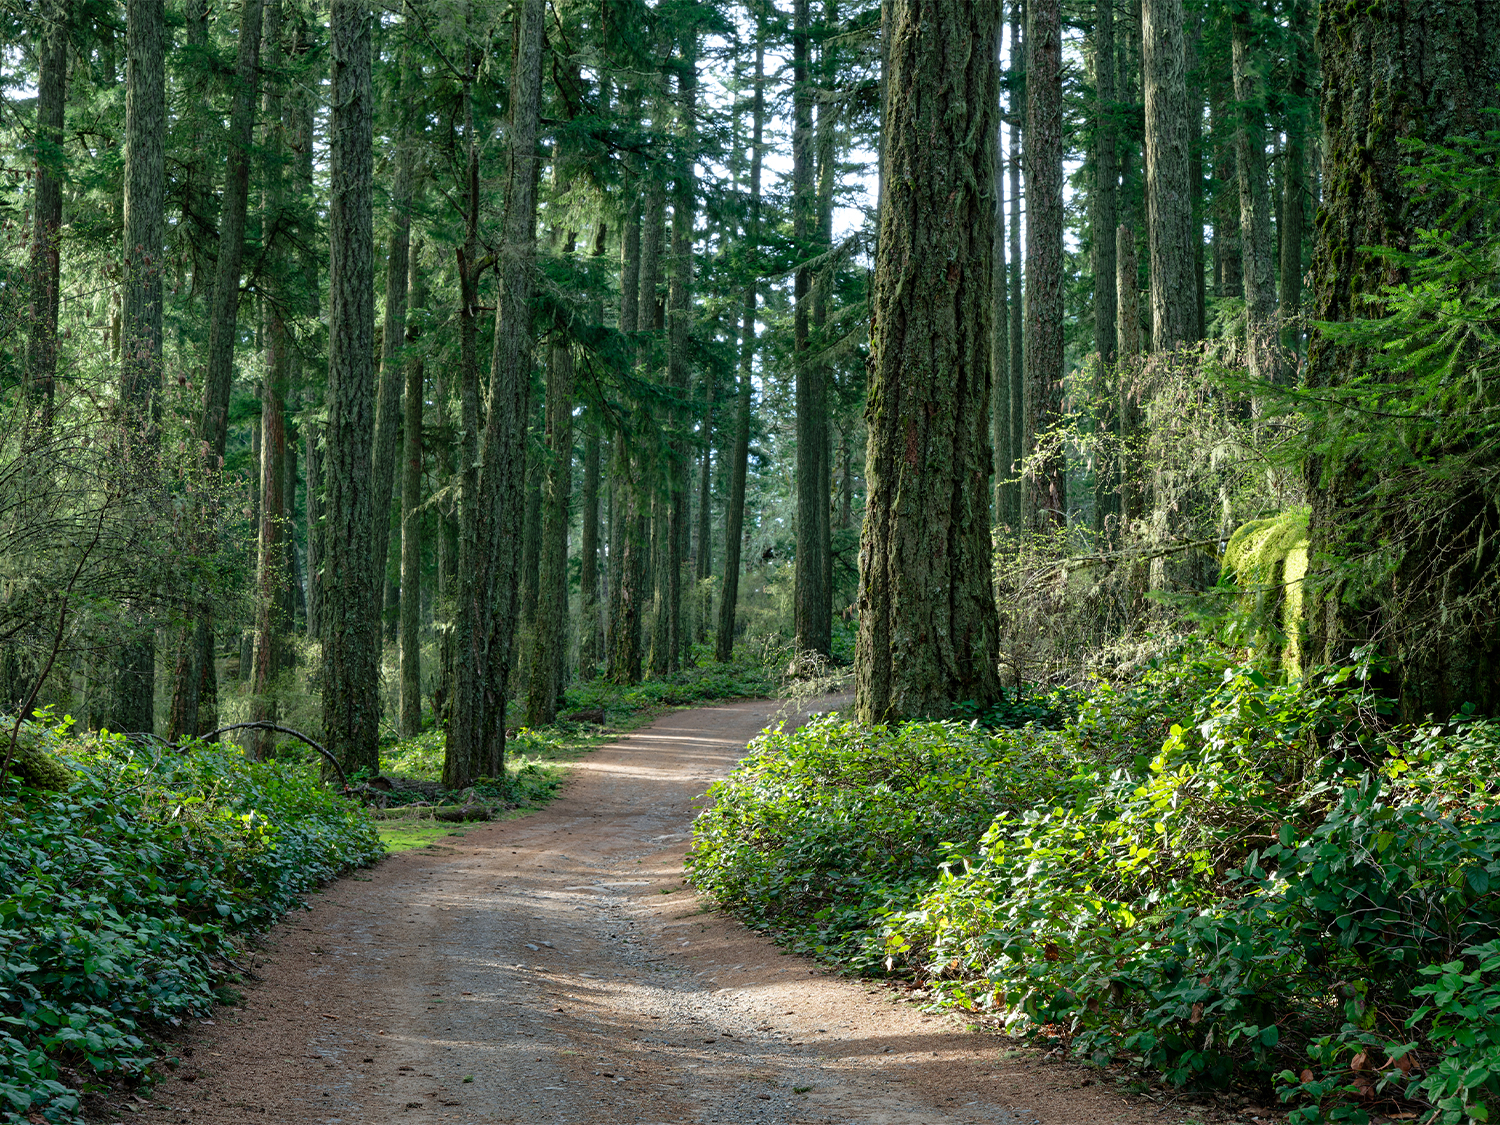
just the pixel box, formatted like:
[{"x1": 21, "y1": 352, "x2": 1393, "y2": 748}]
[{"x1": 102, "y1": 697, "x2": 1286, "y2": 1125}]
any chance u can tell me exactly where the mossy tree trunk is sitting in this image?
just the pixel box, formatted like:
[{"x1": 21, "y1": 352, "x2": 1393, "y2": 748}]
[
  {"x1": 1306, "y1": 0, "x2": 1500, "y2": 717},
  {"x1": 855, "y1": 0, "x2": 1003, "y2": 723}
]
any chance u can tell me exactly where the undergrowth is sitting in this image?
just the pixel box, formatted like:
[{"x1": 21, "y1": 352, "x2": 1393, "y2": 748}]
[
  {"x1": 688, "y1": 647, "x2": 1500, "y2": 1124},
  {"x1": 0, "y1": 721, "x2": 381, "y2": 1124}
]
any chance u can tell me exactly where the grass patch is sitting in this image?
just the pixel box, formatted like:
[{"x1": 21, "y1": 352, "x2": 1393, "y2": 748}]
[{"x1": 377, "y1": 820, "x2": 475, "y2": 852}]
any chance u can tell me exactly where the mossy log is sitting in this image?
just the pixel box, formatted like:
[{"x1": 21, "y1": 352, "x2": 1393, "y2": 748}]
[{"x1": 2, "y1": 724, "x2": 75, "y2": 792}]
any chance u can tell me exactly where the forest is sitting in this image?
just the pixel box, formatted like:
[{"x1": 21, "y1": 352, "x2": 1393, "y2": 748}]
[{"x1": 4, "y1": 0, "x2": 1500, "y2": 1121}]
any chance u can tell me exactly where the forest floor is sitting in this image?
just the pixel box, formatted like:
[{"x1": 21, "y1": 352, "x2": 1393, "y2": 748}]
[{"x1": 97, "y1": 697, "x2": 1279, "y2": 1125}]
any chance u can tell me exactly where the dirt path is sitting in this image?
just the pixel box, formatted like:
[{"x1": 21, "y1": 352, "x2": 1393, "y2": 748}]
[{"x1": 120, "y1": 698, "x2": 1261, "y2": 1125}]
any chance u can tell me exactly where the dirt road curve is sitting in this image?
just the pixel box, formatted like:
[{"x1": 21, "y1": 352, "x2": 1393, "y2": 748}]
[{"x1": 124, "y1": 698, "x2": 1207, "y2": 1125}]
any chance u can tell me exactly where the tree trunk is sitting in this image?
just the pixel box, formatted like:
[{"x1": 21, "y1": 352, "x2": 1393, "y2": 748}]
[
  {"x1": 305, "y1": 417, "x2": 323, "y2": 639},
  {"x1": 251, "y1": 319, "x2": 290, "y2": 757},
  {"x1": 447, "y1": 0, "x2": 544, "y2": 786},
  {"x1": 1230, "y1": 1, "x2": 1277, "y2": 386},
  {"x1": 323, "y1": 0, "x2": 379, "y2": 775},
  {"x1": 855, "y1": 0, "x2": 1003, "y2": 722},
  {"x1": 1278, "y1": 0, "x2": 1311, "y2": 361},
  {"x1": 114, "y1": 0, "x2": 167, "y2": 735},
  {"x1": 170, "y1": 0, "x2": 267, "y2": 738},
  {"x1": 1116, "y1": 223, "x2": 1145, "y2": 529},
  {"x1": 250, "y1": 0, "x2": 287, "y2": 761},
  {"x1": 526, "y1": 222, "x2": 575, "y2": 727},
  {"x1": 399, "y1": 242, "x2": 427, "y2": 737},
  {"x1": 579, "y1": 410, "x2": 602, "y2": 680},
  {"x1": 1007, "y1": 0, "x2": 1024, "y2": 531},
  {"x1": 608, "y1": 183, "x2": 644, "y2": 684},
  {"x1": 27, "y1": 0, "x2": 66, "y2": 417},
  {"x1": 662, "y1": 41, "x2": 697, "y2": 673},
  {"x1": 813, "y1": 0, "x2": 838, "y2": 634},
  {"x1": 1141, "y1": 0, "x2": 1195, "y2": 350},
  {"x1": 1092, "y1": 0, "x2": 1118, "y2": 366},
  {"x1": 1306, "y1": 0, "x2": 1500, "y2": 718},
  {"x1": 1209, "y1": 82, "x2": 1242, "y2": 300},
  {"x1": 1186, "y1": 15, "x2": 1205, "y2": 342},
  {"x1": 1091, "y1": 0, "x2": 1119, "y2": 533},
  {"x1": 199, "y1": 0, "x2": 265, "y2": 462},
  {"x1": 641, "y1": 169, "x2": 668, "y2": 676},
  {"x1": 792, "y1": 0, "x2": 830, "y2": 658},
  {"x1": 371, "y1": 42, "x2": 418, "y2": 642},
  {"x1": 441, "y1": 38, "x2": 484, "y2": 764},
  {"x1": 991, "y1": 58, "x2": 1011, "y2": 526},
  {"x1": 1024, "y1": 0, "x2": 1065, "y2": 529},
  {"x1": 716, "y1": 20, "x2": 764, "y2": 665}
]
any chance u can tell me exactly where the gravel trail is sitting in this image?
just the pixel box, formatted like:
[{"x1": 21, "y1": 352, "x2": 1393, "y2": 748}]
[{"x1": 119, "y1": 698, "x2": 1206, "y2": 1125}]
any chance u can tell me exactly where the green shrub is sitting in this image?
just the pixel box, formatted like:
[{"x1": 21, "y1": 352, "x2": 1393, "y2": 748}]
[
  {"x1": 687, "y1": 714, "x2": 1074, "y2": 965},
  {"x1": 688, "y1": 648, "x2": 1500, "y2": 1122},
  {"x1": 0, "y1": 728, "x2": 381, "y2": 1124}
]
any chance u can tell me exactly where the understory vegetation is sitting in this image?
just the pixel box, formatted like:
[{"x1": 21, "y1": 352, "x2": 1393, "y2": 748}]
[
  {"x1": 0, "y1": 722, "x2": 381, "y2": 1125},
  {"x1": 690, "y1": 648, "x2": 1500, "y2": 1124}
]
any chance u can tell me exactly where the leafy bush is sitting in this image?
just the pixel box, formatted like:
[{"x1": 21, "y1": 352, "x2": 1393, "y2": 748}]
[
  {"x1": 689, "y1": 651, "x2": 1500, "y2": 1122},
  {"x1": 0, "y1": 725, "x2": 381, "y2": 1124},
  {"x1": 687, "y1": 714, "x2": 1074, "y2": 966},
  {"x1": 882, "y1": 669, "x2": 1500, "y2": 1120}
]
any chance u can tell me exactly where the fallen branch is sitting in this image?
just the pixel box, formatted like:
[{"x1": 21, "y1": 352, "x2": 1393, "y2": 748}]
[{"x1": 195, "y1": 722, "x2": 349, "y2": 790}]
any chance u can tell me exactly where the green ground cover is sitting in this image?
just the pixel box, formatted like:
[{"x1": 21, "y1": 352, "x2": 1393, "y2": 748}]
[
  {"x1": 0, "y1": 722, "x2": 381, "y2": 1125},
  {"x1": 689, "y1": 647, "x2": 1500, "y2": 1124}
]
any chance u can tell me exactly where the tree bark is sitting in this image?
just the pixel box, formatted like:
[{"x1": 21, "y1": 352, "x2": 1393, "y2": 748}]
[
  {"x1": 399, "y1": 242, "x2": 427, "y2": 737},
  {"x1": 608, "y1": 182, "x2": 645, "y2": 684},
  {"x1": 1209, "y1": 81, "x2": 1242, "y2": 300},
  {"x1": 114, "y1": 0, "x2": 167, "y2": 735},
  {"x1": 447, "y1": 0, "x2": 543, "y2": 786},
  {"x1": 660, "y1": 41, "x2": 697, "y2": 673},
  {"x1": 371, "y1": 39, "x2": 418, "y2": 638},
  {"x1": 1007, "y1": 0, "x2": 1024, "y2": 531},
  {"x1": 1278, "y1": 0, "x2": 1311, "y2": 361},
  {"x1": 1091, "y1": 0, "x2": 1119, "y2": 533},
  {"x1": 27, "y1": 0, "x2": 66, "y2": 418},
  {"x1": 250, "y1": 0, "x2": 287, "y2": 761},
  {"x1": 1186, "y1": 15, "x2": 1205, "y2": 341},
  {"x1": 716, "y1": 20, "x2": 764, "y2": 665},
  {"x1": 855, "y1": 0, "x2": 1003, "y2": 722},
  {"x1": 1141, "y1": 0, "x2": 1195, "y2": 350},
  {"x1": 1024, "y1": 0, "x2": 1065, "y2": 529},
  {"x1": 323, "y1": 0, "x2": 379, "y2": 775},
  {"x1": 1230, "y1": 1, "x2": 1278, "y2": 386},
  {"x1": 199, "y1": 0, "x2": 265, "y2": 462},
  {"x1": 1116, "y1": 223, "x2": 1144, "y2": 529},
  {"x1": 579, "y1": 409, "x2": 602, "y2": 680},
  {"x1": 1092, "y1": 0, "x2": 1118, "y2": 366},
  {"x1": 640, "y1": 168, "x2": 667, "y2": 676},
  {"x1": 526, "y1": 221, "x2": 575, "y2": 727},
  {"x1": 991, "y1": 47, "x2": 1011, "y2": 526},
  {"x1": 792, "y1": 0, "x2": 831, "y2": 658}
]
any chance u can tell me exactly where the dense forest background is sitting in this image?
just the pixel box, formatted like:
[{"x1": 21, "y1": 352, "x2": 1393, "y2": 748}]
[{"x1": 2, "y1": 0, "x2": 1496, "y2": 778}]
